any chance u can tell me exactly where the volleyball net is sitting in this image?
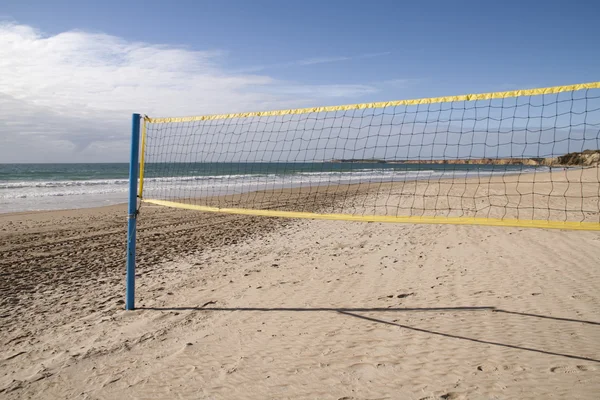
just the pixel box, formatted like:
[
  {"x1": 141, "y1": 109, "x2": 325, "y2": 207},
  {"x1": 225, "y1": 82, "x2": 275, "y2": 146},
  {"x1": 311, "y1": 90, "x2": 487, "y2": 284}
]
[{"x1": 136, "y1": 82, "x2": 600, "y2": 231}]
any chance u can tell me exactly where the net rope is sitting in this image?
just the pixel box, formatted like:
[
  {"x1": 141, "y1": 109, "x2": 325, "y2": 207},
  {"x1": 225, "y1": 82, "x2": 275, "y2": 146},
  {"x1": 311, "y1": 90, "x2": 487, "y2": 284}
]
[{"x1": 138, "y1": 82, "x2": 600, "y2": 230}]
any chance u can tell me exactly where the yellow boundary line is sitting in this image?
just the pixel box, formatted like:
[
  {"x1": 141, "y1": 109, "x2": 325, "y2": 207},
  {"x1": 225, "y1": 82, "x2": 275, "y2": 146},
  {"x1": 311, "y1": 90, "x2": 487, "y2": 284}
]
[
  {"x1": 145, "y1": 81, "x2": 600, "y2": 123},
  {"x1": 142, "y1": 199, "x2": 600, "y2": 231},
  {"x1": 138, "y1": 118, "x2": 147, "y2": 198}
]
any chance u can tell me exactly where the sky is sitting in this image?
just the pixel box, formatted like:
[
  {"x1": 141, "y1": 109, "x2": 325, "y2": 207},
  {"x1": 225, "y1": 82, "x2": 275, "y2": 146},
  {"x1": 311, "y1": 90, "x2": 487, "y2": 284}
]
[{"x1": 0, "y1": 0, "x2": 599, "y2": 163}]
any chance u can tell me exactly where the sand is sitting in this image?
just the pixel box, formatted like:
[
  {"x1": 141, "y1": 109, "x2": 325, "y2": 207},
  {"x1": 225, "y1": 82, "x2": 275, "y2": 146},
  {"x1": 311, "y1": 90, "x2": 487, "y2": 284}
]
[
  {"x1": 161, "y1": 166, "x2": 600, "y2": 223},
  {"x1": 1, "y1": 169, "x2": 599, "y2": 399}
]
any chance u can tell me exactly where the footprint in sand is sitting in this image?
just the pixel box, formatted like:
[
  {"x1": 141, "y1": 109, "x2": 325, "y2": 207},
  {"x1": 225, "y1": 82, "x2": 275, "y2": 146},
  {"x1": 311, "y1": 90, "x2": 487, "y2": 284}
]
[
  {"x1": 477, "y1": 363, "x2": 526, "y2": 372},
  {"x1": 419, "y1": 392, "x2": 465, "y2": 400},
  {"x1": 550, "y1": 365, "x2": 593, "y2": 373}
]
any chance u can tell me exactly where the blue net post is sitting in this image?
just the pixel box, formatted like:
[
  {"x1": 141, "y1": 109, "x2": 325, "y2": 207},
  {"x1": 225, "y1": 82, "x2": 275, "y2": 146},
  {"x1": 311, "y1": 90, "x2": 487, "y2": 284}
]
[{"x1": 126, "y1": 113, "x2": 141, "y2": 310}]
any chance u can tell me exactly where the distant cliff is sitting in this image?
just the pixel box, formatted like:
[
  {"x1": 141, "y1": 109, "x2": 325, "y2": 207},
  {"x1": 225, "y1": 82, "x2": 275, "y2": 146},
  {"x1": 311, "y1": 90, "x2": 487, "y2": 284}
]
[
  {"x1": 331, "y1": 150, "x2": 600, "y2": 167},
  {"x1": 553, "y1": 149, "x2": 600, "y2": 166}
]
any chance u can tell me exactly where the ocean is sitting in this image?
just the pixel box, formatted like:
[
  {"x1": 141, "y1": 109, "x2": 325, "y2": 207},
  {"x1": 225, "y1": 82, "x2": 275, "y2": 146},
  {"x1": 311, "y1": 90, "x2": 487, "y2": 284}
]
[{"x1": 0, "y1": 163, "x2": 541, "y2": 213}]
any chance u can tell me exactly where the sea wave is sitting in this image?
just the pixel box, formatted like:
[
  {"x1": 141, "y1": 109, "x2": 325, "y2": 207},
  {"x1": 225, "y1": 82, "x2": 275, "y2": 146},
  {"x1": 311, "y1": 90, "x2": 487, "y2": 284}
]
[
  {"x1": 0, "y1": 167, "x2": 542, "y2": 200},
  {"x1": 0, "y1": 169, "x2": 413, "y2": 190},
  {"x1": 0, "y1": 174, "x2": 275, "y2": 189}
]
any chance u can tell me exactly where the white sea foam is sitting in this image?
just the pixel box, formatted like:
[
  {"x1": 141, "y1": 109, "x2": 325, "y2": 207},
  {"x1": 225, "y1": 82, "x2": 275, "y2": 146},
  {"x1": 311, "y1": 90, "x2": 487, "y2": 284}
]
[{"x1": 0, "y1": 167, "x2": 543, "y2": 213}]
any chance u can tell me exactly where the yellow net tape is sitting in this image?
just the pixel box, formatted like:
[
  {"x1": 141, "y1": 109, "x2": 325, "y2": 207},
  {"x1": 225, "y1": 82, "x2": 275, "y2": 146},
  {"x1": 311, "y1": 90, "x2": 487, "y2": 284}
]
[
  {"x1": 146, "y1": 81, "x2": 600, "y2": 124},
  {"x1": 142, "y1": 199, "x2": 600, "y2": 231}
]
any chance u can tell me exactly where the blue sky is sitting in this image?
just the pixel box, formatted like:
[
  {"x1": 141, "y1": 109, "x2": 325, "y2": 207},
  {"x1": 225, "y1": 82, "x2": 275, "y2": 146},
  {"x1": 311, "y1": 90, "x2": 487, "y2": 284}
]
[
  {"x1": 5, "y1": 0, "x2": 598, "y2": 96},
  {"x1": 0, "y1": 0, "x2": 598, "y2": 162}
]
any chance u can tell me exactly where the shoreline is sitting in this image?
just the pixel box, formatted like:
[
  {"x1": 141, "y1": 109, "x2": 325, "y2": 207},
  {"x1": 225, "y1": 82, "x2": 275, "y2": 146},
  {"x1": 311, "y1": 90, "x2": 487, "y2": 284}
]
[
  {"x1": 2, "y1": 164, "x2": 594, "y2": 217},
  {"x1": 0, "y1": 162, "x2": 568, "y2": 215}
]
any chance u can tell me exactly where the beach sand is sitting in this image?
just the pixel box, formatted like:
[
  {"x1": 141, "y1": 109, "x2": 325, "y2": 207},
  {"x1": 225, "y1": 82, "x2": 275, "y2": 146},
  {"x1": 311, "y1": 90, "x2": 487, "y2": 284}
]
[
  {"x1": 1, "y1": 169, "x2": 599, "y2": 399},
  {"x1": 161, "y1": 165, "x2": 600, "y2": 223}
]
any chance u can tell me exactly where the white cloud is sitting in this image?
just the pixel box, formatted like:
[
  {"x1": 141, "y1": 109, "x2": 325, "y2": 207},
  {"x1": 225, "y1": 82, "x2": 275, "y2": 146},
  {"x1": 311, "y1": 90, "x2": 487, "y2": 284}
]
[
  {"x1": 0, "y1": 23, "x2": 381, "y2": 162},
  {"x1": 266, "y1": 84, "x2": 378, "y2": 97},
  {"x1": 380, "y1": 78, "x2": 424, "y2": 89},
  {"x1": 239, "y1": 51, "x2": 392, "y2": 73}
]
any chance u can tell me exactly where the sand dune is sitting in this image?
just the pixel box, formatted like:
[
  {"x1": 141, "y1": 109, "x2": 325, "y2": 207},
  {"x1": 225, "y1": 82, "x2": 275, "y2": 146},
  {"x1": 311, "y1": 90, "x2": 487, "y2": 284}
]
[{"x1": 1, "y1": 170, "x2": 599, "y2": 399}]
